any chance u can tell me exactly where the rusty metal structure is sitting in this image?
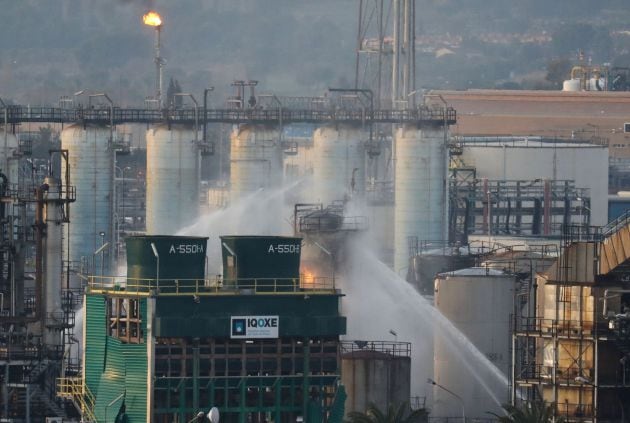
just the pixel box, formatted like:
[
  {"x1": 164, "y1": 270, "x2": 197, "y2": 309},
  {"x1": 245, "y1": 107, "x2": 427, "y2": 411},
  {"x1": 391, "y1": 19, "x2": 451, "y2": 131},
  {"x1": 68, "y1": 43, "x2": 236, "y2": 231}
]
[
  {"x1": 511, "y1": 216, "x2": 630, "y2": 421},
  {"x1": 0, "y1": 130, "x2": 78, "y2": 420}
]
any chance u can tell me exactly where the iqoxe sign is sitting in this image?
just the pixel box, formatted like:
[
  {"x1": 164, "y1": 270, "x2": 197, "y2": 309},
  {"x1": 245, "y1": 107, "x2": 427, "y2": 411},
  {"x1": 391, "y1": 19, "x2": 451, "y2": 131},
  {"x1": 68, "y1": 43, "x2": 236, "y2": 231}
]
[{"x1": 231, "y1": 316, "x2": 279, "y2": 339}]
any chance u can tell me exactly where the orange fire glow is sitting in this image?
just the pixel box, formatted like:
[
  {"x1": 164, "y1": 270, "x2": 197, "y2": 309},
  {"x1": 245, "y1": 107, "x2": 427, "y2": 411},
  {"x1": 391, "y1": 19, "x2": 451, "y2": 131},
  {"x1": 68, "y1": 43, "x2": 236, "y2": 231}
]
[
  {"x1": 142, "y1": 11, "x2": 162, "y2": 27},
  {"x1": 301, "y1": 270, "x2": 316, "y2": 288}
]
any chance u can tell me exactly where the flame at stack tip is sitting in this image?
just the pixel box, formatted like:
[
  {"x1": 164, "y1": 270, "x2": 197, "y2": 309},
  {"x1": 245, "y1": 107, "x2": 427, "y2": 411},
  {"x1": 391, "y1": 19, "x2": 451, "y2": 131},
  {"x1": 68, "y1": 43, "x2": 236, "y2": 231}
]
[{"x1": 142, "y1": 10, "x2": 162, "y2": 27}]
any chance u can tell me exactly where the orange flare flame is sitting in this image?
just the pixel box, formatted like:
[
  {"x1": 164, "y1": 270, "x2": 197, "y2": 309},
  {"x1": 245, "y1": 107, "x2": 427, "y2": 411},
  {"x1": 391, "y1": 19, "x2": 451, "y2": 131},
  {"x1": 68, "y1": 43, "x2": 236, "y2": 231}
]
[{"x1": 143, "y1": 11, "x2": 162, "y2": 27}]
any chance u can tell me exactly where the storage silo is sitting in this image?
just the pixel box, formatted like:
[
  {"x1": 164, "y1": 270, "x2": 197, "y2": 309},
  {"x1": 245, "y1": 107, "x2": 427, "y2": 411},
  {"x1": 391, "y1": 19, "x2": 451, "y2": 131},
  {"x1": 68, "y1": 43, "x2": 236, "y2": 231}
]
[
  {"x1": 394, "y1": 125, "x2": 447, "y2": 274},
  {"x1": 230, "y1": 125, "x2": 283, "y2": 204},
  {"x1": 341, "y1": 341, "x2": 411, "y2": 416},
  {"x1": 312, "y1": 125, "x2": 366, "y2": 204},
  {"x1": 433, "y1": 268, "x2": 514, "y2": 419},
  {"x1": 61, "y1": 124, "x2": 113, "y2": 278},
  {"x1": 146, "y1": 124, "x2": 200, "y2": 235}
]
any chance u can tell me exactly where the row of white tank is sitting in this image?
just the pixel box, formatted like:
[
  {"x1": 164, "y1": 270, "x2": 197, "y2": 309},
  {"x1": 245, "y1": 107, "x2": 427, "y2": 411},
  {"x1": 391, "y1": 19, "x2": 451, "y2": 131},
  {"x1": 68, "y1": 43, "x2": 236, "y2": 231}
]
[{"x1": 58, "y1": 122, "x2": 448, "y2": 274}]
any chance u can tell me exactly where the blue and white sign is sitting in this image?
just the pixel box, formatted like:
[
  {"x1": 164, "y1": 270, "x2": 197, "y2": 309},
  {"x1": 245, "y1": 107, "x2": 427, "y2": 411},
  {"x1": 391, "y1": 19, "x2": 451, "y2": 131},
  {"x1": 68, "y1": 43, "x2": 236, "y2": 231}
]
[{"x1": 231, "y1": 315, "x2": 279, "y2": 339}]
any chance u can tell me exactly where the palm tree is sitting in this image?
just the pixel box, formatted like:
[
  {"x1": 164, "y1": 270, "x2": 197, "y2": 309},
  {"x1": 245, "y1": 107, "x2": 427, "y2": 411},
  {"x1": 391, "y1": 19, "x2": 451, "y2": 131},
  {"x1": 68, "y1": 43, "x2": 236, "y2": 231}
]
[
  {"x1": 346, "y1": 401, "x2": 428, "y2": 423},
  {"x1": 490, "y1": 400, "x2": 565, "y2": 423}
]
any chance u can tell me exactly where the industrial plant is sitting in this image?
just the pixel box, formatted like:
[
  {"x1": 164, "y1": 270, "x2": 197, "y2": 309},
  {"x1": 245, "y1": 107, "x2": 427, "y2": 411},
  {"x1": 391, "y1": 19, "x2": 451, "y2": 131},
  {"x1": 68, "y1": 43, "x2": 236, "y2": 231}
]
[{"x1": 1, "y1": 2, "x2": 630, "y2": 423}]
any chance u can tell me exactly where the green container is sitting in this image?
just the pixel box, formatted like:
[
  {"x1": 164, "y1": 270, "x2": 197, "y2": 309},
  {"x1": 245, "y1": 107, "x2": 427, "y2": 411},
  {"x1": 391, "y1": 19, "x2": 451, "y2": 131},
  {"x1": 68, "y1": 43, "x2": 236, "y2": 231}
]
[
  {"x1": 220, "y1": 235, "x2": 301, "y2": 291},
  {"x1": 126, "y1": 235, "x2": 208, "y2": 291}
]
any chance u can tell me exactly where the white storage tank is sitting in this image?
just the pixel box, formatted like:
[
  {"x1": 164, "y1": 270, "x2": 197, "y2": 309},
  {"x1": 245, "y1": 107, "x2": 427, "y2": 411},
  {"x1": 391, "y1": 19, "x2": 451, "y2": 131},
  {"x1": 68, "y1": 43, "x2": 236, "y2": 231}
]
[
  {"x1": 562, "y1": 79, "x2": 581, "y2": 92},
  {"x1": 146, "y1": 124, "x2": 200, "y2": 235},
  {"x1": 394, "y1": 124, "x2": 447, "y2": 274},
  {"x1": 433, "y1": 268, "x2": 514, "y2": 419},
  {"x1": 61, "y1": 124, "x2": 113, "y2": 277},
  {"x1": 312, "y1": 125, "x2": 366, "y2": 204},
  {"x1": 230, "y1": 125, "x2": 283, "y2": 204}
]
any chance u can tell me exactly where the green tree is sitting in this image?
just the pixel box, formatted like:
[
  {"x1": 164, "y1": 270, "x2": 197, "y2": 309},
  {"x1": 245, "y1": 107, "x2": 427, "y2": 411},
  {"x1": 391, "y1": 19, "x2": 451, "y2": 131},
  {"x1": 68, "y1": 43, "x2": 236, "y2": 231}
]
[
  {"x1": 346, "y1": 402, "x2": 428, "y2": 423},
  {"x1": 490, "y1": 401, "x2": 565, "y2": 423}
]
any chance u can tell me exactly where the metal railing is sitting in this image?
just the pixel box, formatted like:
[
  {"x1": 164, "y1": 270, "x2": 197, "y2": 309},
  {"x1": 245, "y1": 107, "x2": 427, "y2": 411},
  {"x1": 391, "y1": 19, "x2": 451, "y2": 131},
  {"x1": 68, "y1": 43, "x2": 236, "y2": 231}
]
[
  {"x1": 339, "y1": 340, "x2": 411, "y2": 357},
  {"x1": 562, "y1": 224, "x2": 603, "y2": 243},
  {"x1": 0, "y1": 105, "x2": 456, "y2": 126},
  {"x1": 299, "y1": 215, "x2": 369, "y2": 233},
  {"x1": 86, "y1": 275, "x2": 336, "y2": 296},
  {"x1": 57, "y1": 377, "x2": 96, "y2": 422},
  {"x1": 513, "y1": 316, "x2": 604, "y2": 337},
  {"x1": 602, "y1": 208, "x2": 630, "y2": 237}
]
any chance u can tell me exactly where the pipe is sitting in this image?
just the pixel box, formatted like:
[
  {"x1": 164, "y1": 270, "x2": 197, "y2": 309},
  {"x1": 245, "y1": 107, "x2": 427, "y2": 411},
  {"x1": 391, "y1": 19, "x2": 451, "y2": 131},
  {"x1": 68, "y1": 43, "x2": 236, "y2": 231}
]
[
  {"x1": 203, "y1": 87, "x2": 214, "y2": 145},
  {"x1": 0, "y1": 184, "x2": 48, "y2": 325}
]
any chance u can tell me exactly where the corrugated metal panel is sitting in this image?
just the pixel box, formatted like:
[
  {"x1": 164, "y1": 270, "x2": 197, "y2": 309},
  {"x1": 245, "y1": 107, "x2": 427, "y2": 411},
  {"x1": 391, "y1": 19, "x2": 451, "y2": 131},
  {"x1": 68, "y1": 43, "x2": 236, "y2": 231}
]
[
  {"x1": 94, "y1": 339, "x2": 126, "y2": 422},
  {"x1": 86, "y1": 296, "x2": 148, "y2": 422},
  {"x1": 85, "y1": 296, "x2": 106, "y2": 396}
]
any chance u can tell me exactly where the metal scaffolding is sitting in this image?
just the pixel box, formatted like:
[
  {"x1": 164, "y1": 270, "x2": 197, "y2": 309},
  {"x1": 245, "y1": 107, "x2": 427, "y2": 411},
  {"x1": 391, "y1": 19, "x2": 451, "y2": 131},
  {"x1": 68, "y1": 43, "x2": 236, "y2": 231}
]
[
  {"x1": 449, "y1": 178, "x2": 591, "y2": 243},
  {"x1": 511, "y1": 216, "x2": 630, "y2": 422}
]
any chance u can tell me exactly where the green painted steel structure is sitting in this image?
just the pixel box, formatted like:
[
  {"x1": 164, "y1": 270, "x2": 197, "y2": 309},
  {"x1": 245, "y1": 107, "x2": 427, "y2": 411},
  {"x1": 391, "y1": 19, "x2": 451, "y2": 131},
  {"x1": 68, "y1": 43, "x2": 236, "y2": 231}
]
[
  {"x1": 126, "y1": 235, "x2": 208, "y2": 288},
  {"x1": 84, "y1": 295, "x2": 148, "y2": 422},
  {"x1": 154, "y1": 295, "x2": 345, "y2": 338},
  {"x1": 220, "y1": 236, "x2": 301, "y2": 280},
  {"x1": 83, "y1": 236, "x2": 346, "y2": 423}
]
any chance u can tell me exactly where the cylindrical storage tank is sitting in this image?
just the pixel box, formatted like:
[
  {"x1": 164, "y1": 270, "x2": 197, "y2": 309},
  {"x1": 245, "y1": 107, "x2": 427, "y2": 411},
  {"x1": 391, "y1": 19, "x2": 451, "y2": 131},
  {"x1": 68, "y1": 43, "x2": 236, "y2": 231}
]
[
  {"x1": 61, "y1": 124, "x2": 113, "y2": 278},
  {"x1": 146, "y1": 124, "x2": 200, "y2": 235},
  {"x1": 230, "y1": 125, "x2": 283, "y2": 204},
  {"x1": 0, "y1": 131, "x2": 19, "y2": 186},
  {"x1": 312, "y1": 125, "x2": 366, "y2": 204},
  {"x1": 562, "y1": 79, "x2": 581, "y2": 92},
  {"x1": 220, "y1": 235, "x2": 301, "y2": 291},
  {"x1": 411, "y1": 253, "x2": 477, "y2": 295},
  {"x1": 340, "y1": 341, "x2": 411, "y2": 416},
  {"x1": 43, "y1": 177, "x2": 64, "y2": 347},
  {"x1": 433, "y1": 268, "x2": 514, "y2": 419},
  {"x1": 126, "y1": 235, "x2": 208, "y2": 291},
  {"x1": 394, "y1": 125, "x2": 447, "y2": 274}
]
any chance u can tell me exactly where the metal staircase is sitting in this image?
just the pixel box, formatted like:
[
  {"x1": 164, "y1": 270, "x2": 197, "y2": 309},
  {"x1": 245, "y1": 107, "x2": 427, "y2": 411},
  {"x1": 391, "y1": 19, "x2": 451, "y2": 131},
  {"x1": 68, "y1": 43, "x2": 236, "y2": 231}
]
[{"x1": 57, "y1": 377, "x2": 96, "y2": 422}]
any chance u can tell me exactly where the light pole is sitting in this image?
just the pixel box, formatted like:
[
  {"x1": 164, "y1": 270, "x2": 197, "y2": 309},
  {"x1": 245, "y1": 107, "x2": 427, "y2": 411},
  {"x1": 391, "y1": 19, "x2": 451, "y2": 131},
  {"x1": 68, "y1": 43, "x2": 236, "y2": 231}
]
[
  {"x1": 143, "y1": 11, "x2": 165, "y2": 108},
  {"x1": 96, "y1": 230, "x2": 108, "y2": 276},
  {"x1": 203, "y1": 87, "x2": 215, "y2": 144},
  {"x1": 427, "y1": 378, "x2": 466, "y2": 423},
  {"x1": 73, "y1": 90, "x2": 85, "y2": 107},
  {"x1": 0, "y1": 97, "x2": 8, "y2": 179},
  {"x1": 151, "y1": 242, "x2": 159, "y2": 290},
  {"x1": 121, "y1": 166, "x2": 131, "y2": 232},
  {"x1": 93, "y1": 241, "x2": 110, "y2": 281},
  {"x1": 88, "y1": 92, "x2": 114, "y2": 136}
]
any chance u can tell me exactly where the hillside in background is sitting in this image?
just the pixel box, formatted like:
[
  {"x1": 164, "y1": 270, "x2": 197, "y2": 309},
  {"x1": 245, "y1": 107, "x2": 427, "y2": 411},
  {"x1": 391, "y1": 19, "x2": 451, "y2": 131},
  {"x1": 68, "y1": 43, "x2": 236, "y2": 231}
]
[{"x1": 1, "y1": 0, "x2": 630, "y2": 105}]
